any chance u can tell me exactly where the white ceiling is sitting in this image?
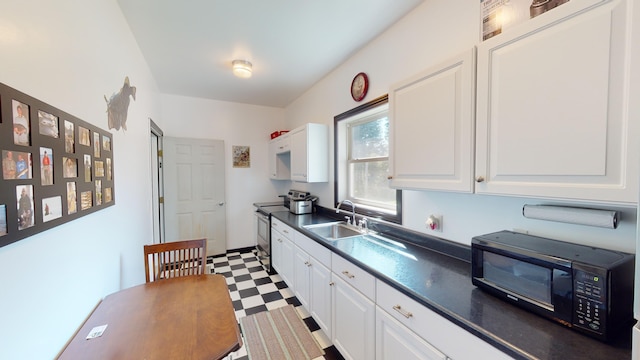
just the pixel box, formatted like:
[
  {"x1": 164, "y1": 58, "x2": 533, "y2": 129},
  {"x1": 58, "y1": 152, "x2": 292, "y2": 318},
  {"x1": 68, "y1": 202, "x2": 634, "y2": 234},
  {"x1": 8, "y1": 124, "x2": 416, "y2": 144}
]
[{"x1": 117, "y1": 0, "x2": 424, "y2": 108}]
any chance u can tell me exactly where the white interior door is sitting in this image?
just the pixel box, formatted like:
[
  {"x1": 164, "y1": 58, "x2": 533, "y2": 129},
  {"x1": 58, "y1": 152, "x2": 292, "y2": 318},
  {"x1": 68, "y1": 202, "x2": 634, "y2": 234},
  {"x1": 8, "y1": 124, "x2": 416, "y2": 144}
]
[{"x1": 163, "y1": 137, "x2": 226, "y2": 257}]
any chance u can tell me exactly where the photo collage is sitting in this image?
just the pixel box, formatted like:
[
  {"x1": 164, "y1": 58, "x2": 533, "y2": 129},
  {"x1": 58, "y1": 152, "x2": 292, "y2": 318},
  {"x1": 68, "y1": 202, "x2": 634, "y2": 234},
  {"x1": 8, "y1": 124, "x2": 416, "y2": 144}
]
[{"x1": 0, "y1": 82, "x2": 115, "y2": 248}]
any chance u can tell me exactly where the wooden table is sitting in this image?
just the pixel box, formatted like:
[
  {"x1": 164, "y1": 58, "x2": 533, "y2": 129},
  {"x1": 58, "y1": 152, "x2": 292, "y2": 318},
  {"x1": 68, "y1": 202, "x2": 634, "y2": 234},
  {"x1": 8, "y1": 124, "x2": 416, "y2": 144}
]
[{"x1": 58, "y1": 274, "x2": 242, "y2": 360}]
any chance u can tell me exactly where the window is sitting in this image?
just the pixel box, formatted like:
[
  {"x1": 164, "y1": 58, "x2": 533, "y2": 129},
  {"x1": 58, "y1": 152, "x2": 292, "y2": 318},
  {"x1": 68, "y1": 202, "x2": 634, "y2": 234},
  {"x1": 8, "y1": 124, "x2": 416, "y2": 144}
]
[{"x1": 334, "y1": 95, "x2": 401, "y2": 224}]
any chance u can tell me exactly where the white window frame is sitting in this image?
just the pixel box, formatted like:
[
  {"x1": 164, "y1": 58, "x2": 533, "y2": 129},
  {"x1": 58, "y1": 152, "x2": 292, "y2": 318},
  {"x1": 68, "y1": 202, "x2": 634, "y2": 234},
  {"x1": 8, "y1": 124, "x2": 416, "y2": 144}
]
[{"x1": 334, "y1": 95, "x2": 401, "y2": 224}]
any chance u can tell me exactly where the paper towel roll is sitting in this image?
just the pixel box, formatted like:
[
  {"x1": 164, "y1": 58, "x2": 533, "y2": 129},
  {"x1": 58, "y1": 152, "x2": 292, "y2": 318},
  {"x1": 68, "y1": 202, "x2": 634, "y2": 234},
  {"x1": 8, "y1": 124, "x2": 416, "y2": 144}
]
[{"x1": 522, "y1": 205, "x2": 619, "y2": 229}]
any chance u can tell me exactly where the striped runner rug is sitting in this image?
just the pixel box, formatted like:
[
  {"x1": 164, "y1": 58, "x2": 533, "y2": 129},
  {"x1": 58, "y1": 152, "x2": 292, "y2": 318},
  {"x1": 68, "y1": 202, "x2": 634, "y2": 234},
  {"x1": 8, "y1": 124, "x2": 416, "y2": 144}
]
[{"x1": 239, "y1": 305, "x2": 325, "y2": 360}]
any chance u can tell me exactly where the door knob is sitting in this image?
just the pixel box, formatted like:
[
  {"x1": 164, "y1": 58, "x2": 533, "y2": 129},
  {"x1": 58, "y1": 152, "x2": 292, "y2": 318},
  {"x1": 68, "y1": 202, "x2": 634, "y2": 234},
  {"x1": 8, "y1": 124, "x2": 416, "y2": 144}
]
[
  {"x1": 475, "y1": 176, "x2": 485, "y2": 183},
  {"x1": 218, "y1": 202, "x2": 225, "y2": 206}
]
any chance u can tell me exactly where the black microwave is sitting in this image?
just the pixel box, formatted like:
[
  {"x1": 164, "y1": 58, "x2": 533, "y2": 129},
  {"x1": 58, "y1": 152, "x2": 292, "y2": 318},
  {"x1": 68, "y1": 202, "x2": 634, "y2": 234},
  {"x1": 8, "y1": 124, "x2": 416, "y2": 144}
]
[{"x1": 471, "y1": 230, "x2": 634, "y2": 342}]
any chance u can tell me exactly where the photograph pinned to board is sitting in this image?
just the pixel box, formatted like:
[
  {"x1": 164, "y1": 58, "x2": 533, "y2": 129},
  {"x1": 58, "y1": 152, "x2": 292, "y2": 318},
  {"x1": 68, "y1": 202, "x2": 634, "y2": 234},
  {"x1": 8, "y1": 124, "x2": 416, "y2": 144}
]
[
  {"x1": 232, "y1": 145, "x2": 250, "y2": 168},
  {"x1": 84, "y1": 154, "x2": 92, "y2": 182},
  {"x1": 3, "y1": 150, "x2": 32, "y2": 180},
  {"x1": 106, "y1": 158, "x2": 112, "y2": 180},
  {"x1": 38, "y1": 110, "x2": 59, "y2": 138},
  {"x1": 102, "y1": 135, "x2": 111, "y2": 151},
  {"x1": 64, "y1": 120, "x2": 75, "y2": 153},
  {"x1": 16, "y1": 185, "x2": 34, "y2": 230},
  {"x1": 42, "y1": 196, "x2": 62, "y2": 223},
  {"x1": 95, "y1": 180, "x2": 102, "y2": 206},
  {"x1": 0, "y1": 204, "x2": 6, "y2": 236},
  {"x1": 95, "y1": 160, "x2": 104, "y2": 178},
  {"x1": 63, "y1": 157, "x2": 77, "y2": 178},
  {"x1": 40, "y1": 147, "x2": 53, "y2": 186},
  {"x1": 93, "y1": 132, "x2": 100, "y2": 158},
  {"x1": 79, "y1": 126, "x2": 90, "y2": 146},
  {"x1": 67, "y1": 182, "x2": 77, "y2": 215},
  {"x1": 80, "y1": 191, "x2": 92, "y2": 211},
  {"x1": 12, "y1": 100, "x2": 30, "y2": 146}
]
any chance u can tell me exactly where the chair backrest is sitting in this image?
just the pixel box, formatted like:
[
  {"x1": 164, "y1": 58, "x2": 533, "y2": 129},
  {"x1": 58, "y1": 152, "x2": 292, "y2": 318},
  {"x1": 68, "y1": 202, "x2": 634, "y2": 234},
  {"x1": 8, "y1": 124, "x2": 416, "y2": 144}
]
[{"x1": 144, "y1": 239, "x2": 207, "y2": 283}]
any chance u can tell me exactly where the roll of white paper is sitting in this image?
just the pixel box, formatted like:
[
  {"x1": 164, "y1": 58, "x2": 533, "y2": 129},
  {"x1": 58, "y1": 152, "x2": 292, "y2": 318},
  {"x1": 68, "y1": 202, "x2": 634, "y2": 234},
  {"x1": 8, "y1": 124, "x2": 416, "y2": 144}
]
[{"x1": 522, "y1": 205, "x2": 618, "y2": 229}]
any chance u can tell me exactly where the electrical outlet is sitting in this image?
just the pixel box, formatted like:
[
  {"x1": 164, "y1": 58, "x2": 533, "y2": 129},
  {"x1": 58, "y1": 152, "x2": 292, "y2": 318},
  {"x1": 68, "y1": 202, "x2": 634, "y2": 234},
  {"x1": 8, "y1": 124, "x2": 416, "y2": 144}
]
[{"x1": 426, "y1": 214, "x2": 443, "y2": 232}]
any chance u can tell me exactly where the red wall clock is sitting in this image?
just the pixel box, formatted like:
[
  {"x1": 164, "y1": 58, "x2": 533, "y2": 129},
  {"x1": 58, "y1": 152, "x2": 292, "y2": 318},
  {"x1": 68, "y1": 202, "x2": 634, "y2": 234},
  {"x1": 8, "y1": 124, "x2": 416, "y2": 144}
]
[{"x1": 350, "y1": 72, "x2": 369, "y2": 102}]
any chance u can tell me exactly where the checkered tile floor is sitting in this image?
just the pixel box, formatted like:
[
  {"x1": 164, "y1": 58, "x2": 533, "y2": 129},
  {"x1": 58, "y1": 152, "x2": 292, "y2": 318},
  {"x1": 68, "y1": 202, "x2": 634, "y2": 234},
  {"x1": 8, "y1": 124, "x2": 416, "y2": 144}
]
[{"x1": 208, "y1": 248, "x2": 344, "y2": 360}]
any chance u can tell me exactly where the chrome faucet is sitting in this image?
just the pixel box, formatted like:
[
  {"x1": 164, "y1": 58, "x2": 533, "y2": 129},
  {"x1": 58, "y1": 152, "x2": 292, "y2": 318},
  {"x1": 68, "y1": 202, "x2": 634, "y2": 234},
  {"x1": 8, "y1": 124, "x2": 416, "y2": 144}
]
[{"x1": 336, "y1": 200, "x2": 356, "y2": 225}]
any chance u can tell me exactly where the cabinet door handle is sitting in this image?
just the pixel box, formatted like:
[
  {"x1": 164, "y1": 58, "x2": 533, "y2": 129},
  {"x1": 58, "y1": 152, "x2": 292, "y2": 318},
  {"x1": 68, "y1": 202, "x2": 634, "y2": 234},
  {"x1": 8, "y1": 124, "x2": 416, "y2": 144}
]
[
  {"x1": 329, "y1": 282, "x2": 335, "y2": 286},
  {"x1": 342, "y1": 270, "x2": 355, "y2": 279},
  {"x1": 277, "y1": 238, "x2": 283, "y2": 243},
  {"x1": 393, "y1": 305, "x2": 413, "y2": 319},
  {"x1": 475, "y1": 176, "x2": 485, "y2": 183},
  {"x1": 304, "y1": 261, "x2": 311, "y2": 267},
  {"x1": 387, "y1": 175, "x2": 393, "y2": 180}
]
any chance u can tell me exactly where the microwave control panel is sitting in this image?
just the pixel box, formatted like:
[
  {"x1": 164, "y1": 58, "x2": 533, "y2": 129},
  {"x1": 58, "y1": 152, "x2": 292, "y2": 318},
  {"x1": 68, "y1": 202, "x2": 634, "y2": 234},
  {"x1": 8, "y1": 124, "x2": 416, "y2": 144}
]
[{"x1": 572, "y1": 269, "x2": 606, "y2": 336}]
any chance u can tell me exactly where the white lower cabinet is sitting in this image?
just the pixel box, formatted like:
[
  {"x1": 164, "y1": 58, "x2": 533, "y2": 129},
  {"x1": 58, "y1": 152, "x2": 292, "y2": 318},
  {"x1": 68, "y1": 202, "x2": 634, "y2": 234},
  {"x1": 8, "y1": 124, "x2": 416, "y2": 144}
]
[
  {"x1": 376, "y1": 306, "x2": 446, "y2": 360},
  {"x1": 271, "y1": 218, "x2": 294, "y2": 281},
  {"x1": 293, "y1": 244, "x2": 311, "y2": 309},
  {"x1": 271, "y1": 232, "x2": 295, "y2": 290},
  {"x1": 332, "y1": 275, "x2": 376, "y2": 360},
  {"x1": 279, "y1": 236, "x2": 295, "y2": 290},
  {"x1": 293, "y1": 232, "x2": 333, "y2": 336},
  {"x1": 309, "y1": 258, "x2": 332, "y2": 335},
  {"x1": 376, "y1": 280, "x2": 512, "y2": 360}
]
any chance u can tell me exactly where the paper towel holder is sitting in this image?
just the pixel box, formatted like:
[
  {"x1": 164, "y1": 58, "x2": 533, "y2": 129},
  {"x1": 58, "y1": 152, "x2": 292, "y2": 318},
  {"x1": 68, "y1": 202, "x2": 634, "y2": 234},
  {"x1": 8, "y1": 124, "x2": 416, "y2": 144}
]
[{"x1": 522, "y1": 204, "x2": 619, "y2": 229}]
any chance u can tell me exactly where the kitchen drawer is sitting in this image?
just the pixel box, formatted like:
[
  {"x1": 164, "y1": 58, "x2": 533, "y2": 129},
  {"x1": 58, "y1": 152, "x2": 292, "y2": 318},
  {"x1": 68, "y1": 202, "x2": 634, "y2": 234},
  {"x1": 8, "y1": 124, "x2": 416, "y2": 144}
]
[
  {"x1": 332, "y1": 253, "x2": 375, "y2": 300},
  {"x1": 271, "y1": 217, "x2": 293, "y2": 240},
  {"x1": 376, "y1": 280, "x2": 510, "y2": 360},
  {"x1": 294, "y1": 232, "x2": 331, "y2": 267}
]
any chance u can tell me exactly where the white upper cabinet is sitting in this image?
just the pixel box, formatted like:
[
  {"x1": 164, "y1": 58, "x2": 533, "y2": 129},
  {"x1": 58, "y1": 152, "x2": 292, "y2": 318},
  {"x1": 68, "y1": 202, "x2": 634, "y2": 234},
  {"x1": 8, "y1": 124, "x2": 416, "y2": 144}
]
[
  {"x1": 268, "y1": 135, "x2": 290, "y2": 180},
  {"x1": 389, "y1": 48, "x2": 476, "y2": 192},
  {"x1": 475, "y1": 0, "x2": 638, "y2": 204},
  {"x1": 290, "y1": 123, "x2": 329, "y2": 183}
]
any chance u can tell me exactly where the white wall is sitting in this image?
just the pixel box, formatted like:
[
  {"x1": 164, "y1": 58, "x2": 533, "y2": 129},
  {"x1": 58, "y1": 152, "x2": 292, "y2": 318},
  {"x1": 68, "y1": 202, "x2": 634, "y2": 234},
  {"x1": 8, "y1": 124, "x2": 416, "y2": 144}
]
[
  {"x1": 0, "y1": 0, "x2": 160, "y2": 358},
  {"x1": 284, "y1": 0, "x2": 638, "y2": 252},
  {"x1": 159, "y1": 94, "x2": 288, "y2": 250}
]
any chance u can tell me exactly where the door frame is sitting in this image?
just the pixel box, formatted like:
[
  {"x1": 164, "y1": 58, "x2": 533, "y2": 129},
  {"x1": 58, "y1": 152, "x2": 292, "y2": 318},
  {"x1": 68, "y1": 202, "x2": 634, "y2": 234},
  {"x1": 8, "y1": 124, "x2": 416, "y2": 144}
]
[{"x1": 150, "y1": 119, "x2": 165, "y2": 244}]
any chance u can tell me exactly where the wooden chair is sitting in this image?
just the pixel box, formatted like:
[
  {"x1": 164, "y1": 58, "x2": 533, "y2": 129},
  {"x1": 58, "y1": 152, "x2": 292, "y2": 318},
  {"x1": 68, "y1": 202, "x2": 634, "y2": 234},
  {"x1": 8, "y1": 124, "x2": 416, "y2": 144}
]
[{"x1": 144, "y1": 239, "x2": 208, "y2": 283}]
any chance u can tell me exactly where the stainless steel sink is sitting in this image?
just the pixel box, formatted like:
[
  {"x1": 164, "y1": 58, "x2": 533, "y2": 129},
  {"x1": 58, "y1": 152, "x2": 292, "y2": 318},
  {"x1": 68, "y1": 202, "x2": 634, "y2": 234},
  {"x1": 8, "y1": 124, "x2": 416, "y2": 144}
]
[{"x1": 303, "y1": 222, "x2": 363, "y2": 240}]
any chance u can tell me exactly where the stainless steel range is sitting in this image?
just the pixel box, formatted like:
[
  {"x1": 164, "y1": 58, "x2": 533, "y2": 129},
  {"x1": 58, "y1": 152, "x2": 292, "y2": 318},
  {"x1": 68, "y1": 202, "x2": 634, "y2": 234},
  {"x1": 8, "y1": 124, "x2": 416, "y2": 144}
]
[
  {"x1": 254, "y1": 190, "x2": 313, "y2": 273},
  {"x1": 254, "y1": 201, "x2": 288, "y2": 274}
]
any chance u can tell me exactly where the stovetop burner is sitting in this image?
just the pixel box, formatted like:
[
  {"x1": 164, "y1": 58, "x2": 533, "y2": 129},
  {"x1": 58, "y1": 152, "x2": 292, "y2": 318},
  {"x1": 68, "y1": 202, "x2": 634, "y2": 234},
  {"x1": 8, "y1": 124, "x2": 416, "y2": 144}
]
[{"x1": 255, "y1": 202, "x2": 288, "y2": 215}]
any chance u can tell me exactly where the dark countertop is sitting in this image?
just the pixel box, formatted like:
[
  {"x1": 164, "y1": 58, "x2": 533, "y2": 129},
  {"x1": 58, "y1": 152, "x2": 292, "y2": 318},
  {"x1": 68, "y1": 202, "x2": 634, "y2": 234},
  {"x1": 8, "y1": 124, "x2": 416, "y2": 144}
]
[{"x1": 271, "y1": 209, "x2": 632, "y2": 360}]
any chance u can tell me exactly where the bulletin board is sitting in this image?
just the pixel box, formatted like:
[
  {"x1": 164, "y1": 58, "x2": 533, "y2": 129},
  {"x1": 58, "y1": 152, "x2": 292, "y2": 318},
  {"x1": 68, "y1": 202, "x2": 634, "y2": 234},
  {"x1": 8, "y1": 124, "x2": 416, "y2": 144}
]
[{"x1": 0, "y1": 82, "x2": 115, "y2": 248}]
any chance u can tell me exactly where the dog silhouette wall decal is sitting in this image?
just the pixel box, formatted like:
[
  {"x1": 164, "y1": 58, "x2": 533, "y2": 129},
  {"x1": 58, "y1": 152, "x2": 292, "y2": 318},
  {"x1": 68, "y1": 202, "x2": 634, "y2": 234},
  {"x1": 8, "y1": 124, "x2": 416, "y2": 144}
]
[{"x1": 105, "y1": 76, "x2": 136, "y2": 131}]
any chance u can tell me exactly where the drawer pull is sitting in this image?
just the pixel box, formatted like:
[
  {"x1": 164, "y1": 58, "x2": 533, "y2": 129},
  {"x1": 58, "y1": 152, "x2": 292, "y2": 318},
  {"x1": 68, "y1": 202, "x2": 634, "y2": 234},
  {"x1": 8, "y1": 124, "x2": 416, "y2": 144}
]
[
  {"x1": 342, "y1": 270, "x2": 355, "y2": 279},
  {"x1": 283, "y1": 229, "x2": 289, "y2": 234},
  {"x1": 304, "y1": 261, "x2": 311, "y2": 267},
  {"x1": 393, "y1": 305, "x2": 413, "y2": 319}
]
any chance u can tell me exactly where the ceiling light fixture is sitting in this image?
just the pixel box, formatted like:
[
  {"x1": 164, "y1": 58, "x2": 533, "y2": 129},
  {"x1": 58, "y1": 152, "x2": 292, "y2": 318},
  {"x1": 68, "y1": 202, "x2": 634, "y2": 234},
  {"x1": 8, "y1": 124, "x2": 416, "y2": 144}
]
[{"x1": 232, "y1": 59, "x2": 252, "y2": 78}]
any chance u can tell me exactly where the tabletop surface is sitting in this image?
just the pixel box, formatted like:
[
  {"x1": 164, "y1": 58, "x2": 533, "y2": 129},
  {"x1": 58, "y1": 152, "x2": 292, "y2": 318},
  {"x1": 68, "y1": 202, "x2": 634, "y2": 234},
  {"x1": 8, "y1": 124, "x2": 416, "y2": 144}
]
[{"x1": 58, "y1": 274, "x2": 242, "y2": 360}]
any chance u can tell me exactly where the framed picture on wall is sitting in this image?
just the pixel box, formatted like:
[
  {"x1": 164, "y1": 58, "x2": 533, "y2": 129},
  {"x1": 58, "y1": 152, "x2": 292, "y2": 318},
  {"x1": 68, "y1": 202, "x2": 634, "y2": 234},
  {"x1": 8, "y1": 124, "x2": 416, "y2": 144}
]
[{"x1": 0, "y1": 82, "x2": 115, "y2": 248}]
